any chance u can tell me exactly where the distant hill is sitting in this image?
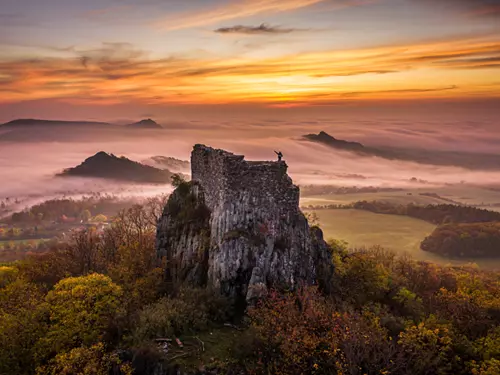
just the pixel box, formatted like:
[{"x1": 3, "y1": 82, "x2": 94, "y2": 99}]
[
  {"x1": 303, "y1": 131, "x2": 365, "y2": 152},
  {"x1": 58, "y1": 152, "x2": 174, "y2": 183},
  {"x1": 126, "y1": 119, "x2": 163, "y2": 129},
  {"x1": 142, "y1": 156, "x2": 190, "y2": 172},
  {"x1": 1, "y1": 119, "x2": 113, "y2": 128},
  {"x1": 1, "y1": 118, "x2": 163, "y2": 130},
  {"x1": 303, "y1": 131, "x2": 500, "y2": 170}
]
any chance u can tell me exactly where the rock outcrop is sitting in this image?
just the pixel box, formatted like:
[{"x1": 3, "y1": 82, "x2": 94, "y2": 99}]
[{"x1": 156, "y1": 144, "x2": 332, "y2": 303}]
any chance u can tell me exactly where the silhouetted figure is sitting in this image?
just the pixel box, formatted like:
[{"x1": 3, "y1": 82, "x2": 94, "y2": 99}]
[{"x1": 274, "y1": 150, "x2": 283, "y2": 161}]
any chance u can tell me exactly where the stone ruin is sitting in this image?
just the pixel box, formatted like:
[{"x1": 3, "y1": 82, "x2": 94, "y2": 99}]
[{"x1": 156, "y1": 144, "x2": 333, "y2": 303}]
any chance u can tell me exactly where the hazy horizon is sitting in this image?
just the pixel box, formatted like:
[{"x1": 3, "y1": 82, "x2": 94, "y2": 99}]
[
  {"x1": 1, "y1": 0, "x2": 499, "y2": 119},
  {"x1": 1, "y1": 0, "x2": 499, "y2": 223}
]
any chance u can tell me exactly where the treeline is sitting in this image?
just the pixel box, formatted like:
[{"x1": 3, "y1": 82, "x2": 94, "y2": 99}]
[
  {"x1": 421, "y1": 222, "x2": 500, "y2": 258},
  {"x1": 300, "y1": 184, "x2": 403, "y2": 196},
  {"x1": 8, "y1": 195, "x2": 140, "y2": 224},
  {"x1": 349, "y1": 201, "x2": 500, "y2": 224},
  {"x1": 0, "y1": 239, "x2": 57, "y2": 263},
  {"x1": 2, "y1": 197, "x2": 500, "y2": 374}
]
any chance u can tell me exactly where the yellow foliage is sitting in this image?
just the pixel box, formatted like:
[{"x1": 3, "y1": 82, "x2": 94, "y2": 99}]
[
  {"x1": 0, "y1": 266, "x2": 18, "y2": 287},
  {"x1": 39, "y1": 273, "x2": 123, "y2": 356},
  {"x1": 35, "y1": 342, "x2": 133, "y2": 375},
  {"x1": 470, "y1": 358, "x2": 500, "y2": 375}
]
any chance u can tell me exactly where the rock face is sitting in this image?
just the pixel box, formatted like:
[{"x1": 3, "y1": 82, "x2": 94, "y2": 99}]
[{"x1": 156, "y1": 144, "x2": 332, "y2": 303}]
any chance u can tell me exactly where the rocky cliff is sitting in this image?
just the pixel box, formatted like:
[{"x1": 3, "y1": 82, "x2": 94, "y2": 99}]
[{"x1": 156, "y1": 144, "x2": 333, "y2": 303}]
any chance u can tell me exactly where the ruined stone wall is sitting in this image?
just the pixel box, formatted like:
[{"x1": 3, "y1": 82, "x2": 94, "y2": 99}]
[
  {"x1": 157, "y1": 144, "x2": 333, "y2": 303},
  {"x1": 191, "y1": 144, "x2": 299, "y2": 214}
]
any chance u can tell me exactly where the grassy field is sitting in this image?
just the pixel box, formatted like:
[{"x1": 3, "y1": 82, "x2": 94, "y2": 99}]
[
  {"x1": 301, "y1": 186, "x2": 500, "y2": 210},
  {"x1": 310, "y1": 208, "x2": 500, "y2": 270},
  {"x1": 301, "y1": 192, "x2": 444, "y2": 207}
]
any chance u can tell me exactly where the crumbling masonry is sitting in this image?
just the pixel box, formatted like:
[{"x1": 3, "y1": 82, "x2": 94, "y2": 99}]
[{"x1": 156, "y1": 144, "x2": 332, "y2": 302}]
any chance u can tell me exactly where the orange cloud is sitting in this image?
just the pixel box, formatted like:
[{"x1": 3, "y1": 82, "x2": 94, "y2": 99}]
[{"x1": 1, "y1": 35, "x2": 499, "y2": 106}]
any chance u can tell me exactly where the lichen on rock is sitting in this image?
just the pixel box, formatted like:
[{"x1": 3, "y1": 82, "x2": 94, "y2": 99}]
[{"x1": 156, "y1": 144, "x2": 333, "y2": 303}]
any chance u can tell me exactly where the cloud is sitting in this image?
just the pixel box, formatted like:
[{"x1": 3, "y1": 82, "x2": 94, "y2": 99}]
[
  {"x1": 214, "y1": 23, "x2": 306, "y2": 35},
  {"x1": 155, "y1": 0, "x2": 352, "y2": 30},
  {"x1": 340, "y1": 85, "x2": 458, "y2": 97},
  {"x1": 0, "y1": 36, "x2": 499, "y2": 106},
  {"x1": 418, "y1": 0, "x2": 500, "y2": 18}
]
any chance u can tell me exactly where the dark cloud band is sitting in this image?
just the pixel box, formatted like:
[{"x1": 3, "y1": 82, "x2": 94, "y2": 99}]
[{"x1": 214, "y1": 23, "x2": 305, "y2": 35}]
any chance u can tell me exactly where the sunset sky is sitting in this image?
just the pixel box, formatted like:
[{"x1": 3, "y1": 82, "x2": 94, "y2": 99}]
[{"x1": 1, "y1": 0, "x2": 499, "y2": 121}]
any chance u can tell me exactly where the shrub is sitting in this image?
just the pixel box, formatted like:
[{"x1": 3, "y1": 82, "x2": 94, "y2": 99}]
[
  {"x1": 35, "y1": 342, "x2": 133, "y2": 375},
  {"x1": 0, "y1": 265, "x2": 18, "y2": 287},
  {"x1": 398, "y1": 318, "x2": 457, "y2": 375},
  {"x1": 134, "y1": 287, "x2": 232, "y2": 340}
]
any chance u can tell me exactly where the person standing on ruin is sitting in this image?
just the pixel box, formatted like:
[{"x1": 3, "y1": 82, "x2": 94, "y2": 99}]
[{"x1": 274, "y1": 150, "x2": 283, "y2": 161}]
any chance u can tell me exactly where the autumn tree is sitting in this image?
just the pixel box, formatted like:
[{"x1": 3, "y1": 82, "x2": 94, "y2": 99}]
[
  {"x1": 35, "y1": 343, "x2": 133, "y2": 375},
  {"x1": 38, "y1": 274, "x2": 123, "y2": 358},
  {"x1": 0, "y1": 277, "x2": 47, "y2": 375}
]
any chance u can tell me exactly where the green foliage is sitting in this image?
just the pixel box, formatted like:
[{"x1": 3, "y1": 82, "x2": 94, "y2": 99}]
[
  {"x1": 171, "y1": 173, "x2": 187, "y2": 189},
  {"x1": 6, "y1": 192, "x2": 500, "y2": 374},
  {"x1": 422, "y1": 222, "x2": 500, "y2": 258},
  {"x1": 392, "y1": 287, "x2": 424, "y2": 320},
  {"x1": 0, "y1": 277, "x2": 48, "y2": 375},
  {"x1": 165, "y1": 181, "x2": 211, "y2": 227},
  {"x1": 0, "y1": 265, "x2": 18, "y2": 287},
  {"x1": 398, "y1": 318, "x2": 457, "y2": 375},
  {"x1": 80, "y1": 209, "x2": 92, "y2": 222},
  {"x1": 92, "y1": 214, "x2": 108, "y2": 222},
  {"x1": 8, "y1": 195, "x2": 135, "y2": 225},
  {"x1": 477, "y1": 327, "x2": 500, "y2": 361},
  {"x1": 331, "y1": 247, "x2": 392, "y2": 305},
  {"x1": 470, "y1": 358, "x2": 500, "y2": 375},
  {"x1": 39, "y1": 274, "x2": 123, "y2": 356},
  {"x1": 35, "y1": 342, "x2": 133, "y2": 375},
  {"x1": 304, "y1": 211, "x2": 320, "y2": 227},
  {"x1": 133, "y1": 287, "x2": 231, "y2": 340}
]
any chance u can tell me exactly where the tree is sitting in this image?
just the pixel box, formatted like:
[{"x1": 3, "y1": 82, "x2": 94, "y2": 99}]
[
  {"x1": 0, "y1": 266, "x2": 18, "y2": 288},
  {"x1": 0, "y1": 278, "x2": 47, "y2": 375},
  {"x1": 171, "y1": 173, "x2": 186, "y2": 188},
  {"x1": 398, "y1": 318, "x2": 457, "y2": 375},
  {"x1": 80, "y1": 210, "x2": 91, "y2": 223},
  {"x1": 39, "y1": 274, "x2": 123, "y2": 357},
  {"x1": 67, "y1": 229, "x2": 101, "y2": 275},
  {"x1": 93, "y1": 214, "x2": 108, "y2": 223},
  {"x1": 304, "y1": 211, "x2": 320, "y2": 227},
  {"x1": 35, "y1": 343, "x2": 133, "y2": 375},
  {"x1": 145, "y1": 194, "x2": 169, "y2": 226}
]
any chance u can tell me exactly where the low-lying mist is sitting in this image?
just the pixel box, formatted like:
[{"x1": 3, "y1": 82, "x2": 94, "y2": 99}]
[{"x1": 1, "y1": 116, "x2": 500, "y2": 207}]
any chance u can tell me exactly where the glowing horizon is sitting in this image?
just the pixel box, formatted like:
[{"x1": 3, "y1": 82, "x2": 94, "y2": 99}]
[{"x1": 1, "y1": 0, "x2": 499, "y2": 117}]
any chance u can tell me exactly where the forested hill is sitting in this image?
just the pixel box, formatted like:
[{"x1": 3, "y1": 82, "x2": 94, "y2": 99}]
[
  {"x1": 1, "y1": 119, "x2": 113, "y2": 128},
  {"x1": 59, "y1": 152, "x2": 174, "y2": 183},
  {"x1": 421, "y1": 222, "x2": 500, "y2": 258}
]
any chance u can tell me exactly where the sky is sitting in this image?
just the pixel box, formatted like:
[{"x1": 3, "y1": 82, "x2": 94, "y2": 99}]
[{"x1": 0, "y1": 0, "x2": 499, "y2": 121}]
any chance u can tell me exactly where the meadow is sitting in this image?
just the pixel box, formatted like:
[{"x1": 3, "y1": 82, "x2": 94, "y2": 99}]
[
  {"x1": 309, "y1": 208, "x2": 500, "y2": 270},
  {"x1": 301, "y1": 185, "x2": 500, "y2": 208}
]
